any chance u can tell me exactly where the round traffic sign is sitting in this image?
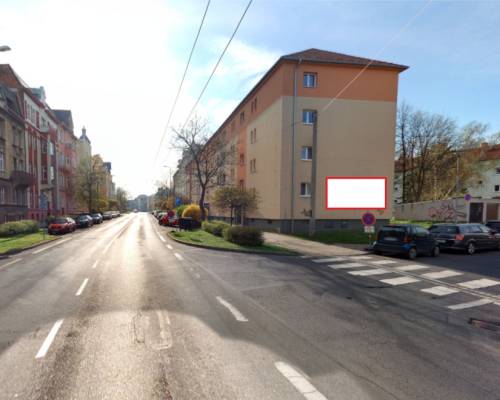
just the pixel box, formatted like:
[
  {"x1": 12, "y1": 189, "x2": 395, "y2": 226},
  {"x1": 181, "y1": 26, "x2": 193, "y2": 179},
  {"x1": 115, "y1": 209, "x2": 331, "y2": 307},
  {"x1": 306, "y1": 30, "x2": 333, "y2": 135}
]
[
  {"x1": 361, "y1": 212, "x2": 376, "y2": 226},
  {"x1": 464, "y1": 194, "x2": 472, "y2": 202}
]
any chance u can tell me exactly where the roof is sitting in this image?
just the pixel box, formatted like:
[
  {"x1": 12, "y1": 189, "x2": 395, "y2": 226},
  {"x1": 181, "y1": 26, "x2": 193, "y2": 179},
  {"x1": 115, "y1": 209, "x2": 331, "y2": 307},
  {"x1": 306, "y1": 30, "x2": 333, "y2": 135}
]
[
  {"x1": 282, "y1": 48, "x2": 408, "y2": 71},
  {"x1": 0, "y1": 83, "x2": 24, "y2": 123},
  {"x1": 53, "y1": 109, "x2": 74, "y2": 130}
]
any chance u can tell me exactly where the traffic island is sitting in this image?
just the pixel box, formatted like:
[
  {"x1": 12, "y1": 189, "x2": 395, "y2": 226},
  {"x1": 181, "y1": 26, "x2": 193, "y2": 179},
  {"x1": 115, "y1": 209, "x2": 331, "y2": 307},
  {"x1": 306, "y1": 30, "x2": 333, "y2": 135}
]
[
  {"x1": 167, "y1": 229, "x2": 296, "y2": 255},
  {"x1": 0, "y1": 231, "x2": 58, "y2": 256}
]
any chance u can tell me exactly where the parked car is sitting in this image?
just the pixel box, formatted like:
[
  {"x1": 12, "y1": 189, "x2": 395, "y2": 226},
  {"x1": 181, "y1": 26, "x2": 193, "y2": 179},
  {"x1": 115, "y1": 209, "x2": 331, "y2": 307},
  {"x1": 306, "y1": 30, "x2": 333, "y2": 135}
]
[
  {"x1": 372, "y1": 224, "x2": 439, "y2": 260},
  {"x1": 75, "y1": 214, "x2": 94, "y2": 228},
  {"x1": 102, "y1": 211, "x2": 113, "y2": 220},
  {"x1": 429, "y1": 223, "x2": 500, "y2": 255},
  {"x1": 485, "y1": 220, "x2": 500, "y2": 233},
  {"x1": 48, "y1": 217, "x2": 76, "y2": 235},
  {"x1": 91, "y1": 213, "x2": 103, "y2": 224}
]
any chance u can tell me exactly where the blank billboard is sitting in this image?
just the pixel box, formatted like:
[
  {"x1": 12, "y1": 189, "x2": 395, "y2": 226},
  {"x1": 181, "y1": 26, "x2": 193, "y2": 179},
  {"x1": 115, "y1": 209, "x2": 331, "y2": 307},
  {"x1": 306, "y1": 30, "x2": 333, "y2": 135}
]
[{"x1": 326, "y1": 177, "x2": 387, "y2": 210}]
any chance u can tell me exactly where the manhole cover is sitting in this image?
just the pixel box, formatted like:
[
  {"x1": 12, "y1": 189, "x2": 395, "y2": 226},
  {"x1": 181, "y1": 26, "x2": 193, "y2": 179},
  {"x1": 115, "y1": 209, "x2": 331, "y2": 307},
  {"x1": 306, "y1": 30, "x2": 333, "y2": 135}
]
[{"x1": 469, "y1": 318, "x2": 500, "y2": 333}]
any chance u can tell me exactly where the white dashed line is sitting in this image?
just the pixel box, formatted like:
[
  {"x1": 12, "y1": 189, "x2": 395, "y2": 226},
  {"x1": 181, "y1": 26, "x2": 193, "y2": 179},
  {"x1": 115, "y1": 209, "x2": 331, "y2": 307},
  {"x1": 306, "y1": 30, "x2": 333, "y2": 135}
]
[
  {"x1": 396, "y1": 264, "x2": 429, "y2": 272},
  {"x1": 0, "y1": 258, "x2": 22, "y2": 270},
  {"x1": 91, "y1": 260, "x2": 99, "y2": 269},
  {"x1": 32, "y1": 238, "x2": 72, "y2": 254},
  {"x1": 348, "y1": 268, "x2": 390, "y2": 276},
  {"x1": 349, "y1": 255, "x2": 373, "y2": 260},
  {"x1": 371, "y1": 259, "x2": 398, "y2": 265},
  {"x1": 380, "y1": 276, "x2": 420, "y2": 286},
  {"x1": 448, "y1": 298, "x2": 493, "y2": 310},
  {"x1": 328, "y1": 262, "x2": 366, "y2": 269},
  {"x1": 313, "y1": 257, "x2": 347, "y2": 263},
  {"x1": 166, "y1": 244, "x2": 173, "y2": 250},
  {"x1": 458, "y1": 279, "x2": 500, "y2": 289},
  {"x1": 35, "y1": 319, "x2": 64, "y2": 359},
  {"x1": 421, "y1": 270, "x2": 462, "y2": 279},
  {"x1": 174, "y1": 253, "x2": 183, "y2": 261},
  {"x1": 275, "y1": 361, "x2": 328, "y2": 400},
  {"x1": 216, "y1": 296, "x2": 248, "y2": 322},
  {"x1": 421, "y1": 286, "x2": 459, "y2": 296},
  {"x1": 75, "y1": 278, "x2": 89, "y2": 296},
  {"x1": 157, "y1": 234, "x2": 166, "y2": 243}
]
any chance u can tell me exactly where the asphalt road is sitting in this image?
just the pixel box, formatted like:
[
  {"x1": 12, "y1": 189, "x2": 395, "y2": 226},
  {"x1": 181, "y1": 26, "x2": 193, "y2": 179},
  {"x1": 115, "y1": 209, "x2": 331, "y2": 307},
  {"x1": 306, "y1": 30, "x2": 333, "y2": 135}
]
[{"x1": 0, "y1": 212, "x2": 499, "y2": 400}]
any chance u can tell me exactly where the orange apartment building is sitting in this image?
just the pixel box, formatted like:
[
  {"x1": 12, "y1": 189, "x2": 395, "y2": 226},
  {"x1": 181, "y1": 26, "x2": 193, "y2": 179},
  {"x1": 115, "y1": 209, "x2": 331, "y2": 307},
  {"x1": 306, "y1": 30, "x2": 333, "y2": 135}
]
[{"x1": 185, "y1": 48, "x2": 408, "y2": 232}]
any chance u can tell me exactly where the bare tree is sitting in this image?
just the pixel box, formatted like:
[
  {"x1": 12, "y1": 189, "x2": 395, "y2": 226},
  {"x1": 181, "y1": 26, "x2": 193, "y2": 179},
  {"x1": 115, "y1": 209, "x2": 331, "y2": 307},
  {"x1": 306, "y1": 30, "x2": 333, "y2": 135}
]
[
  {"x1": 171, "y1": 116, "x2": 233, "y2": 221},
  {"x1": 75, "y1": 154, "x2": 106, "y2": 212}
]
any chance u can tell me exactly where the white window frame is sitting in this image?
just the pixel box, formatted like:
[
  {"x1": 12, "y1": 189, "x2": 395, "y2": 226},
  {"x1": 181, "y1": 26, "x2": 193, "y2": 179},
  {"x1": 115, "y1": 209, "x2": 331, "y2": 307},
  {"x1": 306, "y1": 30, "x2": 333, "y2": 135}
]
[
  {"x1": 303, "y1": 73, "x2": 317, "y2": 88},
  {"x1": 300, "y1": 182, "x2": 311, "y2": 197},
  {"x1": 302, "y1": 110, "x2": 315, "y2": 125},
  {"x1": 301, "y1": 146, "x2": 313, "y2": 160}
]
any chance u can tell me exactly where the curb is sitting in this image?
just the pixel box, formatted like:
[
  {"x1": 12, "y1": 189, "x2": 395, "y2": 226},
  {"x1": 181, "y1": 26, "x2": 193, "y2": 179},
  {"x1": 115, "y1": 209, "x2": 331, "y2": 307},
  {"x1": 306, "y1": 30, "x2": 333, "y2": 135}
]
[
  {"x1": 0, "y1": 235, "x2": 61, "y2": 258},
  {"x1": 166, "y1": 231, "x2": 298, "y2": 256}
]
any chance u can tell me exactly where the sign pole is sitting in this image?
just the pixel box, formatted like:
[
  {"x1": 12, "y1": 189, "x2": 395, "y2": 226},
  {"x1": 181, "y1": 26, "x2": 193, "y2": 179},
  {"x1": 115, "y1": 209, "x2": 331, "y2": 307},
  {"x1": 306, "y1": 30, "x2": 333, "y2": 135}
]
[{"x1": 308, "y1": 111, "x2": 318, "y2": 237}]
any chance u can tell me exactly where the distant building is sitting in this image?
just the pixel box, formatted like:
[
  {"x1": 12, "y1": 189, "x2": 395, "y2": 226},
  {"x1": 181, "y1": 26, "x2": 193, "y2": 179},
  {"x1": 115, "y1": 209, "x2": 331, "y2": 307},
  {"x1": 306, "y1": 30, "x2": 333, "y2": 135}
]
[
  {"x1": 102, "y1": 161, "x2": 116, "y2": 200},
  {"x1": 128, "y1": 194, "x2": 150, "y2": 212},
  {"x1": 77, "y1": 126, "x2": 91, "y2": 165}
]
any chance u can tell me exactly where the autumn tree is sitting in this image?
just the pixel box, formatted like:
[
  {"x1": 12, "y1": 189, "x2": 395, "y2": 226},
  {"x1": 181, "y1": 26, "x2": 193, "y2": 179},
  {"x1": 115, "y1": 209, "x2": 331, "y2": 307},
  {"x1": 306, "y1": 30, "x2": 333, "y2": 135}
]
[
  {"x1": 75, "y1": 155, "x2": 107, "y2": 212},
  {"x1": 116, "y1": 187, "x2": 129, "y2": 211},
  {"x1": 213, "y1": 185, "x2": 259, "y2": 225}
]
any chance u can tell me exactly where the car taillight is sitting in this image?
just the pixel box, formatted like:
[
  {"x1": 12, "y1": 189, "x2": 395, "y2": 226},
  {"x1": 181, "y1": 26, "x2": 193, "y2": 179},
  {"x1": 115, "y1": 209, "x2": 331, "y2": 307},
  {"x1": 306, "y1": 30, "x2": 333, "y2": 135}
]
[{"x1": 455, "y1": 234, "x2": 464, "y2": 241}]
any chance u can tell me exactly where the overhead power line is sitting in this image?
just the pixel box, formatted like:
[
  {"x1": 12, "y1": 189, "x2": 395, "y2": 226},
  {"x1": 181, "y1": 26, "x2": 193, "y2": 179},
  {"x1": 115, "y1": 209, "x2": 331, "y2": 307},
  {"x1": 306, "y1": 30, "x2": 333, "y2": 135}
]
[
  {"x1": 178, "y1": 0, "x2": 253, "y2": 133},
  {"x1": 153, "y1": 0, "x2": 211, "y2": 167}
]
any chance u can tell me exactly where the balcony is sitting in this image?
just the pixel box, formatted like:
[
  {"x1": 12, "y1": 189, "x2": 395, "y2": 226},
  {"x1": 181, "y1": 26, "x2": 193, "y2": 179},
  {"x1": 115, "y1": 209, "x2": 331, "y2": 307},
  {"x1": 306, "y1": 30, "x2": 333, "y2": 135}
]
[{"x1": 10, "y1": 170, "x2": 35, "y2": 187}]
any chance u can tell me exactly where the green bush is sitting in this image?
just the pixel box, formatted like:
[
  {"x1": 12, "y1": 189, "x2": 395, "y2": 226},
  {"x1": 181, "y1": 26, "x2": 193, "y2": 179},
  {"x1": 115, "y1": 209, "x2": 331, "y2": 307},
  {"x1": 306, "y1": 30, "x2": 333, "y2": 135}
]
[
  {"x1": 223, "y1": 225, "x2": 263, "y2": 246},
  {"x1": 175, "y1": 204, "x2": 188, "y2": 218},
  {"x1": 0, "y1": 220, "x2": 40, "y2": 237},
  {"x1": 202, "y1": 220, "x2": 230, "y2": 237}
]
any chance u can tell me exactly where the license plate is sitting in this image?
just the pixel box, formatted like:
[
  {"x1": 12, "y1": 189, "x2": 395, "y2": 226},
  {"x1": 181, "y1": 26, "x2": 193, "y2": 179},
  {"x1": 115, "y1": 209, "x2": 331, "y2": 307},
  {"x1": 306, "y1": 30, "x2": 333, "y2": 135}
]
[{"x1": 437, "y1": 239, "x2": 446, "y2": 243}]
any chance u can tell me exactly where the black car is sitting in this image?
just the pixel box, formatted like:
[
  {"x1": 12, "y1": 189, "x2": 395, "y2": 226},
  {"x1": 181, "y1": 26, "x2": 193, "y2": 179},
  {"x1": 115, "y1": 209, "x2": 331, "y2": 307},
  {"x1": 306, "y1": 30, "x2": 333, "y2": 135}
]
[
  {"x1": 429, "y1": 223, "x2": 500, "y2": 255},
  {"x1": 91, "y1": 213, "x2": 103, "y2": 224},
  {"x1": 75, "y1": 214, "x2": 94, "y2": 228},
  {"x1": 102, "y1": 211, "x2": 113, "y2": 220},
  {"x1": 486, "y1": 220, "x2": 500, "y2": 233},
  {"x1": 373, "y1": 224, "x2": 439, "y2": 260}
]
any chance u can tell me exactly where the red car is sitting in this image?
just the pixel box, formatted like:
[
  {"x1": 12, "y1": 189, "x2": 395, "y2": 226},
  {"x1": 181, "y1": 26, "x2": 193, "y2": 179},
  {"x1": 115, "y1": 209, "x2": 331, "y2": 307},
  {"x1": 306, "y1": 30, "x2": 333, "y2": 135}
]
[
  {"x1": 159, "y1": 211, "x2": 179, "y2": 227},
  {"x1": 48, "y1": 217, "x2": 76, "y2": 235}
]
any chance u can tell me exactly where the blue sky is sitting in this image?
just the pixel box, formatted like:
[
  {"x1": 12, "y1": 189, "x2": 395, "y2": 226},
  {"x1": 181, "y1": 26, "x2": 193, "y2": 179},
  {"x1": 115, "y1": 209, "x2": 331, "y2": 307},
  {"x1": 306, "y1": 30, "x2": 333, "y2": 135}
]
[{"x1": 1, "y1": 0, "x2": 499, "y2": 196}]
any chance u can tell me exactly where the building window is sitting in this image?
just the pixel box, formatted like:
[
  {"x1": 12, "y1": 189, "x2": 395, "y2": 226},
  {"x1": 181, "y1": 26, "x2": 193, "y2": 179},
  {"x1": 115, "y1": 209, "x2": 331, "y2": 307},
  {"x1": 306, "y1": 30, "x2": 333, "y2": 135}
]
[
  {"x1": 495, "y1": 185, "x2": 500, "y2": 192},
  {"x1": 239, "y1": 153, "x2": 245, "y2": 166},
  {"x1": 50, "y1": 166, "x2": 55, "y2": 182},
  {"x1": 0, "y1": 186, "x2": 5, "y2": 204},
  {"x1": 0, "y1": 118, "x2": 4, "y2": 139},
  {"x1": 250, "y1": 159, "x2": 256, "y2": 173},
  {"x1": 303, "y1": 73, "x2": 317, "y2": 88},
  {"x1": 239, "y1": 179, "x2": 244, "y2": 188},
  {"x1": 302, "y1": 110, "x2": 316, "y2": 125},
  {"x1": 240, "y1": 111, "x2": 245, "y2": 124},
  {"x1": 300, "y1": 182, "x2": 311, "y2": 197},
  {"x1": 42, "y1": 166, "x2": 47, "y2": 182},
  {"x1": 42, "y1": 142, "x2": 47, "y2": 154},
  {"x1": 301, "y1": 146, "x2": 313, "y2": 160},
  {"x1": 251, "y1": 98, "x2": 257, "y2": 113},
  {"x1": 250, "y1": 128, "x2": 257, "y2": 144},
  {"x1": 0, "y1": 149, "x2": 4, "y2": 172},
  {"x1": 496, "y1": 167, "x2": 500, "y2": 175}
]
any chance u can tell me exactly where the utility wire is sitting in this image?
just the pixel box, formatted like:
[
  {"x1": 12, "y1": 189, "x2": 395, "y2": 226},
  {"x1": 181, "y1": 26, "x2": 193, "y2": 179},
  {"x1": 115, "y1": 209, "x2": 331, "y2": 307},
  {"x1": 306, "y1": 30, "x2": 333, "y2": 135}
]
[
  {"x1": 178, "y1": 0, "x2": 253, "y2": 133},
  {"x1": 153, "y1": 0, "x2": 211, "y2": 168}
]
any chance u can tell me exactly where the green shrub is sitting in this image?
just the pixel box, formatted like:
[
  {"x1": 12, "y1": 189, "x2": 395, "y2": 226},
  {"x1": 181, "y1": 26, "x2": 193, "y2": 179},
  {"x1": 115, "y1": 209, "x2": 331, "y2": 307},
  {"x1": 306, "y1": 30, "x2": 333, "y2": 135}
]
[
  {"x1": 203, "y1": 220, "x2": 230, "y2": 237},
  {"x1": 202, "y1": 221, "x2": 215, "y2": 234},
  {"x1": 176, "y1": 204, "x2": 188, "y2": 218},
  {"x1": 223, "y1": 225, "x2": 263, "y2": 246},
  {"x1": 0, "y1": 220, "x2": 40, "y2": 237}
]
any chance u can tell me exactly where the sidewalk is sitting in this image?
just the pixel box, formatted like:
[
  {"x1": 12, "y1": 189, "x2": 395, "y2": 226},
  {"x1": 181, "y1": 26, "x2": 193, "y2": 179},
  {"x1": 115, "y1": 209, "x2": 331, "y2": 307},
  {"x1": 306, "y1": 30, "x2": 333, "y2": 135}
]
[{"x1": 263, "y1": 232, "x2": 369, "y2": 257}]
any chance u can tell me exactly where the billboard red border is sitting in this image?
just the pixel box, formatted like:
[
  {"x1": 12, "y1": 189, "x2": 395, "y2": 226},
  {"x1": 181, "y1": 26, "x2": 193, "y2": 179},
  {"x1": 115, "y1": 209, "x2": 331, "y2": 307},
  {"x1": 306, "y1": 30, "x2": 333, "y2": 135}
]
[{"x1": 325, "y1": 176, "x2": 388, "y2": 210}]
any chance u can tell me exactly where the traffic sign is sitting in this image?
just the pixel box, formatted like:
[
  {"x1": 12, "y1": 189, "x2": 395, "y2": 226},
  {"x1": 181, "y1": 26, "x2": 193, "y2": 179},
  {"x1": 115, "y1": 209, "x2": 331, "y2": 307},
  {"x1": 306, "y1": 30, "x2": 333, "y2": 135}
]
[
  {"x1": 361, "y1": 212, "x2": 376, "y2": 226},
  {"x1": 464, "y1": 194, "x2": 472, "y2": 202},
  {"x1": 364, "y1": 225, "x2": 375, "y2": 234},
  {"x1": 175, "y1": 197, "x2": 181, "y2": 207}
]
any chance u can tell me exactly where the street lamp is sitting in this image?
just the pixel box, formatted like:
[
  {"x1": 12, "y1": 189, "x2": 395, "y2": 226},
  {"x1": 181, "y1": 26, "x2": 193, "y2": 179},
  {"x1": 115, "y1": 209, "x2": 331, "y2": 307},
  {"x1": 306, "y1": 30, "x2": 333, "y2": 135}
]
[{"x1": 0, "y1": 46, "x2": 11, "y2": 52}]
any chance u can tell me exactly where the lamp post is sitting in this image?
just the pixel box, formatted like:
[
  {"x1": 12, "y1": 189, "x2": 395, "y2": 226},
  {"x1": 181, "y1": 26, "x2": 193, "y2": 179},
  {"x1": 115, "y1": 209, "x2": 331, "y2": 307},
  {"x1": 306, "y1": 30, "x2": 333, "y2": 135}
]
[{"x1": 0, "y1": 46, "x2": 11, "y2": 52}]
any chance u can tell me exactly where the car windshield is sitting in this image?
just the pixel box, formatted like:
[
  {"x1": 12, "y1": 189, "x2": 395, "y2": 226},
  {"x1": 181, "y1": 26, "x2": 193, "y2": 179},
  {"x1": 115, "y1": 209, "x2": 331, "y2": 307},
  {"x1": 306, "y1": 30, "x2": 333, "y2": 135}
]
[
  {"x1": 378, "y1": 226, "x2": 407, "y2": 240},
  {"x1": 53, "y1": 218, "x2": 67, "y2": 224},
  {"x1": 429, "y1": 225, "x2": 459, "y2": 234}
]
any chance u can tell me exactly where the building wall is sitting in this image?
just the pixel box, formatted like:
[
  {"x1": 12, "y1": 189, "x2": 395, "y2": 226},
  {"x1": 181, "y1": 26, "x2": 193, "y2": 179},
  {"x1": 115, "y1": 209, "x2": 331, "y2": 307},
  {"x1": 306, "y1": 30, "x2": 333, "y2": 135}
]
[{"x1": 467, "y1": 160, "x2": 500, "y2": 199}]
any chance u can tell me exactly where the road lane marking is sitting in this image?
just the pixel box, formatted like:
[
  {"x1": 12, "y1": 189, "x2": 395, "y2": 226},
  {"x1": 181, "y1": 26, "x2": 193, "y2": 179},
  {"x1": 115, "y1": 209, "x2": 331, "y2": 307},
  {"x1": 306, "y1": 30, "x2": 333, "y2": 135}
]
[
  {"x1": 371, "y1": 259, "x2": 397, "y2": 265},
  {"x1": 174, "y1": 253, "x2": 183, "y2": 261},
  {"x1": 0, "y1": 258, "x2": 22, "y2": 270},
  {"x1": 195, "y1": 273, "x2": 201, "y2": 279},
  {"x1": 421, "y1": 286, "x2": 459, "y2": 296},
  {"x1": 166, "y1": 244, "x2": 173, "y2": 250},
  {"x1": 157, "y1": 233, "x2": 166, "y2": 243},
  {"x1": 448, "y1": 298, "x2": 493, "y2": 310},
  {"x1": 313, "y1": 257, "x2": 347, "y2": 263},
  {"x1": 32, "y1": 238, "x2": 72, "y2": 254},
  {"x1": 348, "y1": 268, "x2": 391, "y2": 276},
  {"x1": 396, "y1": 264, "x2": 429, "y2": 271},
  {"x1": 155, "y1": 310, "x2": 172, "y2": 350},
  {"x1": 349, "y1": 255, "x2": 373, "y2": 260},
  {"x1": 275, "y1": 361, "x2": 328, "y2": 400},
  {"x1": 380, "y1": 276, "x2": 420, "y2": 286},
  {"x1": 75, "y1": 278, "x2": 89, "y2": 296},
  {"x1": 328, "y1": 262, "x2": 366, "y2": 269},
  {"x1": 35, "y1": 319, "x2": 64, "y2": 359},
  {"x1": 216, "y1": 296, "x2": 248, "y2": 322},
  {"x1": 421, "y1": 270, "x2": 462, "y2": 279},
  {"x1": 91, "y1": 260, "x2": 99, "y2": 269},
  {"x1": 458, "y1": 279, "x2": 500, "y2": 289}
]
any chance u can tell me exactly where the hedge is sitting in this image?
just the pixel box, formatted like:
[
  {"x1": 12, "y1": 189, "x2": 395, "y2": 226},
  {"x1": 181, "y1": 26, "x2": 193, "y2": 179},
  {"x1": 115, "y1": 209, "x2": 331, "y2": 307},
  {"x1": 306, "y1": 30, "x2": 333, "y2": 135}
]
[
  {"x1": 0, "y1": 220, "x2": 40, "y2": 237},
  {"x1": 223, "y1": 225, "x2": 264, "y2": 247},
  {"x1": 202, "y1": 220, "x2": 230, "y2": 237}
]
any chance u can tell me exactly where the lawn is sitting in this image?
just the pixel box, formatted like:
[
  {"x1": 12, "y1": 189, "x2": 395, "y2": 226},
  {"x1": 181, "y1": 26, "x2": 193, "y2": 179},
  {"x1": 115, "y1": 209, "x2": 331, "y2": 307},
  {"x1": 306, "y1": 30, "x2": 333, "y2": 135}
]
[
  {"x1": 0, "y1": 231, "x2": 57, "y2": 254},
  {"x1": 169, "y1": 229, "x2": 295, "y2": 254}
]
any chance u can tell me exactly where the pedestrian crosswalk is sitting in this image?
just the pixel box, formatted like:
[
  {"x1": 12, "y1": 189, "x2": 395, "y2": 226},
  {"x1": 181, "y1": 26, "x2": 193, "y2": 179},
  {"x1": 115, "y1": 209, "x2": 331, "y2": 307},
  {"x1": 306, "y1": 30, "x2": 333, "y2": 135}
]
[{"x1": 306, "y1": 253, "x2": 500, "y2": 312}]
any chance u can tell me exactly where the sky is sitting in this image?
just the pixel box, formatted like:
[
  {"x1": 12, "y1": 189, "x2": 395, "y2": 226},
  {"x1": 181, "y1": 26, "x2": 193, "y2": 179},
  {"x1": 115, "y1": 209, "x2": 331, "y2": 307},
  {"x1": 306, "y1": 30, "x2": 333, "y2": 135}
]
[{"x1": 1, "y1": 0, "x2": 499, "y2": 197}]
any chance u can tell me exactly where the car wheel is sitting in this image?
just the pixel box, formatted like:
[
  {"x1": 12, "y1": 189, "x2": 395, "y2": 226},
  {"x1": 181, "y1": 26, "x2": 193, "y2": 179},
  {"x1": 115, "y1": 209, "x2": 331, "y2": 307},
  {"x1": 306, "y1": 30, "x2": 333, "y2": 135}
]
[
  {"x1": 430, "y1": 246, "x2": 440, "y2": 257},
  {"x1": 408, "y1": 247, "x2": 417, "y2": 260},
  {"x1": 466, "y1": 242, "x2": 476, "y2": 255}
]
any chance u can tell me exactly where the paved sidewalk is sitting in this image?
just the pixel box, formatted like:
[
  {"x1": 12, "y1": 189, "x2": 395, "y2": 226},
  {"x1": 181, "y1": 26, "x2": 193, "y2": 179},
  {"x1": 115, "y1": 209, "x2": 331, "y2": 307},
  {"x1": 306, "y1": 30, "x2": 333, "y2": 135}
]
[{"x1": 264, "y1": 232, "x2": 369, "y2": 257}]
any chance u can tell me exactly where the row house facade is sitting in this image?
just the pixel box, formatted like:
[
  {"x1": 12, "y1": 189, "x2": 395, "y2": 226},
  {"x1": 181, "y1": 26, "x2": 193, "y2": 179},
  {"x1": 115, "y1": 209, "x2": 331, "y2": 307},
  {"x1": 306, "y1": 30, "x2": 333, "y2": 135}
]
[{"x1": 182, "y1": 48, "x2": 407, "y2": 232}]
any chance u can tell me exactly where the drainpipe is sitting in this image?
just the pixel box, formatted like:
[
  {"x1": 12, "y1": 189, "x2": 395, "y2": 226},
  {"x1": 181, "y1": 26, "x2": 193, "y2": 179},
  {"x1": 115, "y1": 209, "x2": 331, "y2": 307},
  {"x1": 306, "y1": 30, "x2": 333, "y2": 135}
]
[{"x1": 290, "y1": 59, "x2": 301, "y2": 234}]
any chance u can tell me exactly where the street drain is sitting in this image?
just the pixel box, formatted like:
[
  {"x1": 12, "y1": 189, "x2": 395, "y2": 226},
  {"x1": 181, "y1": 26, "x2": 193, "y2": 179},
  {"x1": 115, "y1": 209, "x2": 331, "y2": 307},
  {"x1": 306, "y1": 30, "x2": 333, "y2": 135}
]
[{"x1": 469, "y1": 318, "x2": 500, "y2": 333}]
